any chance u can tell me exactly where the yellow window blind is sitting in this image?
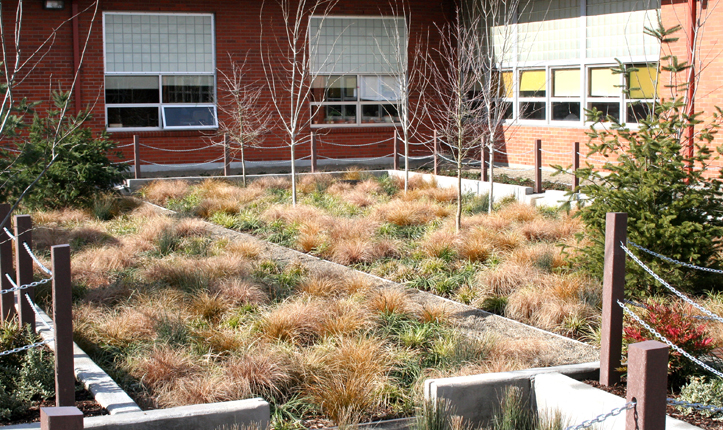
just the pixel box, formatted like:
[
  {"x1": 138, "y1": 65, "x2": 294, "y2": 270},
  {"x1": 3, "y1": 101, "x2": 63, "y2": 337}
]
[
  {"x1": 589, "y1": 68, "x2": 620, "y2": 97},
  {"x1": 552, "y1": 69, "x2": 580, "y2": 97},
  {"x1": 519, "y1": 70, "x2": 546, "y2": 97},
  {"x1": 628, "y1": 65, "x2": 658, "y2": 99}
]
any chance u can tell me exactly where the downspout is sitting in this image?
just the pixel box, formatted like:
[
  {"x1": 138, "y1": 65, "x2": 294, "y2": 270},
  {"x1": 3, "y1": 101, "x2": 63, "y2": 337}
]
[
  {"x1": 686, "y1": 0, "x2": 696, "y2": 160},
  {"x1": 72, "y1": 0, "x2": 82, "y2": 115}
]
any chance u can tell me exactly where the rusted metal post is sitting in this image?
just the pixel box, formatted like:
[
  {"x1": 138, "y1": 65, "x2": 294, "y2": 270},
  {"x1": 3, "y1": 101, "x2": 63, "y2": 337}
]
[
  {"x1": 15, "y1": 215, "x2": 34, "y2": 330},
  {"x1": 41, "y1": 407, "x2": 83, "y2": 430},
  {"x1": 600, "y1": 212, "x2": 628, "y2": 386},
  {"x1": 133, "y1": 135, "x2": 141, "y2": 179},
  {"x1": 310, "y1": 132, "x2": 317, "y2": 173},
  {"x1": 481, "y1": 136, "x2": 489, "y2": 182},
  {"x1": 52, "y1": 245, "x2": 74, "y2": 407},
  {"x1": 534, "y1": 139, "x2": 542, "y2": 194},
  {"x1": 0, "y1": 204, "x2": 13, "y2": 321},
  {"x1": 393, "y1": 129, "x2": 399, "y2": 171},
  {"x1": 433, "y1": 130, "x2": 439, "y2": 176},
  {"x1": 223, "y1": 134, "x2": 230, "y2": 177},
  {"x1": 572, "y1": 141, "x2": 580, "y2": 192},
  {"x1": 626, "y1": 341, "x2": 669, "y2": 430}
]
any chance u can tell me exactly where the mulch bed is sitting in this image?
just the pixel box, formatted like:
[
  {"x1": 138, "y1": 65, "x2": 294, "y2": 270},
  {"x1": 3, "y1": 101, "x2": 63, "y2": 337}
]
[
  {"x1": 584, "y1": 379, "x2": 723, "y2": 430},
  {"x1": 3, "y1": 381, "x2": 108, "y2": 425}
]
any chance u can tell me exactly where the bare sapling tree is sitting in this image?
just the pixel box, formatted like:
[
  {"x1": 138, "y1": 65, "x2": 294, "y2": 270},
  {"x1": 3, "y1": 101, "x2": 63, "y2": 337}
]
[
  {"x1": 426, "y1": 9, "x2": 486, "y2": 233},
  {"x1": 0, "y1": 0, "x2": 101, "y2": 226},
  {"x1": 376, "y1": 0, "x2": 428, "y2": 193},
  {"x1": 260, "y1": 0, "x2": 340, "y2": 205},
  {"x1": 466, "y1": 0, "x2": 529, "y2": 213},
  {"x1": 217, "y1": 55, "x2": 273, "y2": 186}
]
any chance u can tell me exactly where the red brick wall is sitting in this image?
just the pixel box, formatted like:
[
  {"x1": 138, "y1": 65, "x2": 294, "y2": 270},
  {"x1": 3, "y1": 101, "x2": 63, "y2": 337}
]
[{"x1": 4, "y1": 0, "x2": 450, "y2": 167}]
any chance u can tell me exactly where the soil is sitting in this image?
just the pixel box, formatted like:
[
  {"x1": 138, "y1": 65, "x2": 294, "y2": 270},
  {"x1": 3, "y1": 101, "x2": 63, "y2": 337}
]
[
  {"x1": 584, "y1": 379, "x2": 723, "y2": 430},
  {"x1": 2, "y1": 381, "x2": 108, "y2": 425}
]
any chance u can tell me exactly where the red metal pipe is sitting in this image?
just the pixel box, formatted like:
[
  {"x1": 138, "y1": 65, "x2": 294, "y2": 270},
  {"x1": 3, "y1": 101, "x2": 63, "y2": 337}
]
[{"x1": 72, "y1": 0, "x2": 82, "y2": 115}]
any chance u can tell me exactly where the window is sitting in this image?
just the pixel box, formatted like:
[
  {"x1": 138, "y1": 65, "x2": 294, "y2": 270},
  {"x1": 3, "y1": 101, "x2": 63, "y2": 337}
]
[
  {"x1": 103, "y1": 13, "x2": 217, "y2": 131},
  {"x1": 309, "y1": 17, "x2": 405, "y2": 127},
  {"x1": 487, "y1": 0, "x2": 660, "y2": 126}
]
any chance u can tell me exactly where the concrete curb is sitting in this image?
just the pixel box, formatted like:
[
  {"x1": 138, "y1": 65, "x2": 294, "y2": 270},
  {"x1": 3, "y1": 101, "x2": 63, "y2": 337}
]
[
  {"x1": 1, "y1": 398, "x2": 270, "y2": 430},
  {"x1": 33, "y1": 307, "x2": 142, "y2": 415},
  {"x1": 424, "y1": 361, "x2": 600, "y2": 425},
  {"x1": 535, "y1": 373, "x2": 701, "y2": 429}
]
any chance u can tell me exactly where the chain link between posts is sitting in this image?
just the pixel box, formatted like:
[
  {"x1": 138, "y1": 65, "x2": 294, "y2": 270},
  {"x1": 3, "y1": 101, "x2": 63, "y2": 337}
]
[
  {"x1": 668, "y1": 399, "x2": 723, "y2": 414},
  {"x1": 619, "y1": 300, "x2": 723, "y2": 379},
  {"x1": 620, "y1": 243, "x2": 723, "y2": 325},
  {"x1": 1, "y1": 273, "x2": 52, "y2": 295},
  {"x1": 628, "y1": 241, "x2": 723, "y2": 275},
  {"x1": 564, "y1": 401, "x2": 636, "y2": 430}
]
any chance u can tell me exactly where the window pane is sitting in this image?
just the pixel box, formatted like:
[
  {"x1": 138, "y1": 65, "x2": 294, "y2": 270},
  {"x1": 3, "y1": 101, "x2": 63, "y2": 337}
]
[
  {"x1": 381, "y1": 104, "x2": 399, "y2": 122},
  {"x1": 361, "y1": 104, "x2": 381, "y2": 123},
  {"x1": 520, "y1": 101, "x2": 545, "y2": 120},
  {"x1": 327, "y1": 75, "x2": 357, "y2": 101},
  {"x1": 360, "y1": 76, "x2": 400, "y2": 101},
  {"x1": 627, "y1": 102, "x2": 653, "y2": 123},
  {"x1": 107, "y1": 107, "x2": 159, "y2": 128},
  {"x1": 552, "y1": 102, "x2": 580, "y2": 121},
  {"x1": 311, "y1": 76, "x2": 325, "y2": 102},
  {"x1": 162, "y1": 75, "x2": 214, "y2": 103},
  {"x1": 519, "y1": 70, "x2": 546, "y2": 97},
  {"x1": 628, "y1": 64, "x2": 658, "y2": 99},
  {"x1": 589, "y1": 102, "x2": 620, "y2": 122},
  {"x1": 105, "y1": 13, "x2": 214, "y2": 73},
  {"x1": 552, "y1": 69, "x2": 580, "y2": 97},
  {"x1": 105, "y1": 76, "x2": 159, "y2": 104},
  {"x1": 163, "y1": 106, "x2": 217, "y2": 127},
  {"x1": 589, "y1": 68, "x2": 620, "y2": 97},
  {"x1": 497, "y1": 71, "x2": 513, "y2": 98}
]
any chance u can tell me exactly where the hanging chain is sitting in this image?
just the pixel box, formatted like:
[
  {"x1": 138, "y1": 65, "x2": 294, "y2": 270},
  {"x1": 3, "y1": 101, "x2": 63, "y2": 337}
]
[
  {"x1": 564, "y1": 401, "x2": 636, "y2": 430},
  {"x1": 620, "y1": 243, "x2": 723, "y2": 325},
  {"x1": 628, "y1": 241, "x2": 723, "y2": 275}
]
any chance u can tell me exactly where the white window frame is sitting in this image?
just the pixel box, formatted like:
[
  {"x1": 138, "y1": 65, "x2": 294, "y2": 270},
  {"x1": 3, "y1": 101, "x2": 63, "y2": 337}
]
[
  {"x1": 102, "y1": 12, "x2": 218, "y2": 132},
  {"x1": 492, "y1": 0, "x2": 660, "y2": 129}
]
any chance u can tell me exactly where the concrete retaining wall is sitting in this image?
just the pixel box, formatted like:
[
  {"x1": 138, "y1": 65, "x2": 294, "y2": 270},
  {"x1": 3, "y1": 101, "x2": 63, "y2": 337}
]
[
  {"x1": 386, "y1": 171, "x2": 533, "y2": 202},
  {"x1": 0, "y1": 398, "x2": 270, "y2": 430},
  {"x1": 424, "y1": 364, "x2": 702, "y2": 429},
  {"x1": 424, "y1": 362, "x2": 599, "y2": 426}
]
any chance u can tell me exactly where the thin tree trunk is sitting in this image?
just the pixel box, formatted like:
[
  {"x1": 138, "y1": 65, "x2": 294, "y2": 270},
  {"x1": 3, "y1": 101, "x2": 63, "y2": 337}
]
[
  {"x1": 456, "y1": 159, "x2": 462, "y2": 233},
  {"x1": 488, "y1": 143, "x2": 494, "y2": 214},
  {"x1": 241, "y1": 144, "x2": 246, "y2": 187},
  {"x1": 404, "y1": 139, "x2": 409, "y2": 194},
  {"x1": 291, "y1": 141, "x2": 297, "y2": 205}
]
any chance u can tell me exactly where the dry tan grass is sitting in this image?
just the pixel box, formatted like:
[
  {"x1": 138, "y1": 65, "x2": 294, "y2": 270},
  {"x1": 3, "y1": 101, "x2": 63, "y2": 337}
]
[
  {"x1": 95, "y1": 306, "x2": 157, "y2": 346},
  {"x1": 190, "y1": 292, "x2": 232, "y2": 323},
  {"x1": 320, "y1": 298, "x2": 375, "y2": 337},
  {"x1": 248, "y1": 176, "x2": 290, "y2": 190},
  {"x1": 202, "y1": 255, "x2": 253, "y2": 280},
  {"x1": 33, "y1": 208, "x2": 91, "y2": 226},
  {"x1": 301, "y1": 272, "x2": 373, "y2": 299},
  {"x1": 341, "y1": 189, "x2": 376, "y2": 207},
  {"x1": 480, "y1": 338, "x2": 556, "y2": 372},
  {"x1": 517, "y1": 216, "x2": 580, "y2": 242},
  {"x1": 495, "y1": 202, "x2": 539, "y2": 223},
  {"x1": 296, "y1": 222, "x2": 327, "y2": 253},
  {"x1": 302, "y1": 336, "x2": 390, "y2": 424},
  {"x1": 366, "y1": 288, "x2": 412, "y2": 315},
  {"x1": 355, "y1": 179, "x2": 382, "y2": 195},
  {"x1": 137, "y1": 215, "x2": 174, "y2": 244},
  {"x1": 221, "y1": 240, "x2": 262, "y2": 259},
  {"x1": 403, "y1": 186, "x2": 458, "y2": 203},
  {"x1": 174, "y1": 218, "x2": 209, "y2": 237},
  {"x1": 374, "y1": 200, "x2": 448, "y2": 226},
  {"x1": 131, "y1": 345, "x2": 200, "y2": 388},
  {"x1": 72, "y1": 244, "x2": 136, "y2": 287},
  {"x1": 155, "y1": 373, "x2": 234, "y2": 407},
  {"x1": 327, "y1": 218, "x2": 378, "y2": 242},
  {"x1": 326, "y1": 182, "x2": 353, "y2": 196},
  {"x1": 298, "y1": 173, "x2": 335, "y2": 193},
  {"x1": 475, "y1": 263, "x2": 542, "y2": 297},
  {"x1": 420, "y1": 303, "x2": 449, "y2": 324},
  {"x1": 211, "y1": 279, "x2": 269, "y2": 306},
  {"x1": 420, "y1": 229, "x2": 459, "y2": 258},
  {"x1": 507, "y1": 243, "x2": 566, "y2": 271},
  {"x1": 194, "y1": 180, "x2": 265, "y2": 216},
  {"x1": 224, "y1": 347, "x2": 294, "y2": 400},
  {"x1": 258, "y1": 298, "x2": 329, "y2": 345},
  {"x1": 193, "y1": 327, "x2": 246, "y2": 354},
  {"x1": 262, "y1": 204, "x2": 326, "y2": 225},
  {"x1": 329, "y1": 239, "x2": 377, "y2": 265},
  {"x1": 141, "y1": 180, "x2": 191, "y2": 205},
  {"x1": 456, "y1": 233, "x2": 492, "y2": 262}
]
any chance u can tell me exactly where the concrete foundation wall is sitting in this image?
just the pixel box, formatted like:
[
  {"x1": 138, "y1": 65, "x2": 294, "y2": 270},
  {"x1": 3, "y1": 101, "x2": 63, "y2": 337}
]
[
  {"x1": 0, "y1": 399, "x2": 270, "y2": 430},
  {"x1": 424, "y1": 362, "x2": 599, "y2": 426}
]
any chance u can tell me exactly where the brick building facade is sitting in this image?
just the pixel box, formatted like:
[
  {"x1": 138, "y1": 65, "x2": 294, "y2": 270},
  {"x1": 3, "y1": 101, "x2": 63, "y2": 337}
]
[{"x1": 4, "y1": 0, "x2": 722, "y2": 173}]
